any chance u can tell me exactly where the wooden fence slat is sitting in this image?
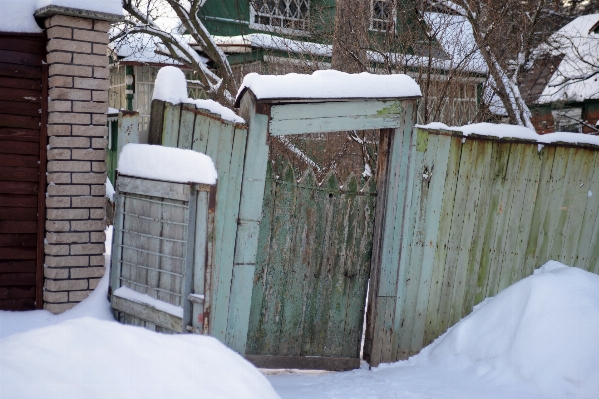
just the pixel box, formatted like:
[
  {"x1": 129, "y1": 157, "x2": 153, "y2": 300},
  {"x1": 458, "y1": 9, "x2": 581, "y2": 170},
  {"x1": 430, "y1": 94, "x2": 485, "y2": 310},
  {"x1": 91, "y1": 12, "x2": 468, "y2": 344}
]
[
  {"x1": 423, "y1": 135, "x2": 462, "y2": 346},
  {"x1": 276, "y1": 168, "x2": 313, "y2": 356},
  {"x1": 177, "y1": 106, "x2": 196, "y2": 150},
  {"x1": 522, "y1": 146, "x2": 556, "y2": 279},
  {"x1": 574, "y1": 155, "x2": 599, "y2": 271},
  {"x1": 341, "y1": 177, "x2": 376, "y2": 358},
  {"x1": 409, "y1": 132, "x2": 452, "y2": 352},
  {"x1": 161, "y1": 103, "x2": 181, "y2": 148}
]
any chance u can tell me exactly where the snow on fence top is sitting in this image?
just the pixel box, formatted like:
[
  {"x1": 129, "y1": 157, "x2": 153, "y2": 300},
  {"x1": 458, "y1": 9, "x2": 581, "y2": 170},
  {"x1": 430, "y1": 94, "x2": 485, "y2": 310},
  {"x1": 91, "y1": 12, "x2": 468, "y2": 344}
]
[
  {"x1": 118, "y1": 143, "x2": 217, "y2": 185},
  {"x1": 0, "y1": 0, "x2": 123, "y2": 33},
  {"x1": 152, "y1": 66, "x2": 245, "y2": 124},
  {"x1": 235, "y1": 70, "x2": 422, "y2": 104},
  {"x1": 417, "y1": 122, "x2": 599, "y2": 147}
]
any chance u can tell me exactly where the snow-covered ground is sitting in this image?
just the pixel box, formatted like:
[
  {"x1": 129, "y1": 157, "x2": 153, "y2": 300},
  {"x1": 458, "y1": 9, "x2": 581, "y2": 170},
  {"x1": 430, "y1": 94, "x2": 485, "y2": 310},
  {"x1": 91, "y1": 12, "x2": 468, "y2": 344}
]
[
  {"x1": 1, "y1": 228, "x2": 598, "y2": 399},
  {"x1": 269, "y1": 261, "x2": 599, "y2": 399}
]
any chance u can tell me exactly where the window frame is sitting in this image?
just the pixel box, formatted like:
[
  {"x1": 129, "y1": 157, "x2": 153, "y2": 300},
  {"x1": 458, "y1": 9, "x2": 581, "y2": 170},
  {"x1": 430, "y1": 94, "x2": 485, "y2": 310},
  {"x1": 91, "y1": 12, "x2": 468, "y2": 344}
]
[
  {"x1": 249, "y1": 0, "x2": 311, "y2": 36},
  {"x1": 370, "y1": 0, "x2": 397, "y2": 33}
]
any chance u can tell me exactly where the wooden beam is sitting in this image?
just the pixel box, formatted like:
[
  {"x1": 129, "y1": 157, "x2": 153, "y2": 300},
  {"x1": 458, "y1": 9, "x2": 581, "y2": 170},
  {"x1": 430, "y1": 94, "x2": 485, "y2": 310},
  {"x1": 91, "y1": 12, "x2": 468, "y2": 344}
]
[
  {"x1": 245, "y1": 355, "x2": 360, "y2": 371},
  {"x1": 111, "y1": 294, "x2": 183, "y2": 332},
  {"x1": 269, "y1": 100, "x2": 404, "y2": 135},
  {"x1": 117, "y1": 175, "x2": 191, "y2": 202}
]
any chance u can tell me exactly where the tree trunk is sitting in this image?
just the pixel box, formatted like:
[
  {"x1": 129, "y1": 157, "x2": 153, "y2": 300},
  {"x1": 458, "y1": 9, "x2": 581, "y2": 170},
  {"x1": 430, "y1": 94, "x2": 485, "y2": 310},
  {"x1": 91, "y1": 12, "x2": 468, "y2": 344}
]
[{"x1": 331, "y1": 0, "x2": 370, "y2": 72}]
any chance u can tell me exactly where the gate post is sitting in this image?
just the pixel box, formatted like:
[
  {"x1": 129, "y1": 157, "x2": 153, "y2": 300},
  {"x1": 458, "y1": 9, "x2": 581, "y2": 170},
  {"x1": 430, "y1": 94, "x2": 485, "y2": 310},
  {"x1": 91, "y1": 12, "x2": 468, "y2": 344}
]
[{"x1": 363, "y1": 101, "x2": 417, "y2": 367}]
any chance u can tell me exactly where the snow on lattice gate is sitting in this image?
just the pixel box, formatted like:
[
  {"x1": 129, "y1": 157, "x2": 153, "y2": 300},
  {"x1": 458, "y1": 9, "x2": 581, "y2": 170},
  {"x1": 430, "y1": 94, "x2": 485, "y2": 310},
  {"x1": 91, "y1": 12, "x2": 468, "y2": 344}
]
[{"x1": 110, "y1": 145, "x2": 217, "y2": 334}]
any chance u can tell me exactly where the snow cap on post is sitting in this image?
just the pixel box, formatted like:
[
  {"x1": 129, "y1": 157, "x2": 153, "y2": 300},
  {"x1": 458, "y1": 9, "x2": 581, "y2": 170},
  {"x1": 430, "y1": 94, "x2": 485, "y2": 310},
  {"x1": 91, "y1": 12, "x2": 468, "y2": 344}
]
[
  {"x1": 153, "y1": 66, "x2": 245, "y2": 124},
  {"x1": 118, "y1": 143, "x2": 217, "y2": 185},
  {"x1": 234, "y1": 70, "x2": 422, "y2": 107}
]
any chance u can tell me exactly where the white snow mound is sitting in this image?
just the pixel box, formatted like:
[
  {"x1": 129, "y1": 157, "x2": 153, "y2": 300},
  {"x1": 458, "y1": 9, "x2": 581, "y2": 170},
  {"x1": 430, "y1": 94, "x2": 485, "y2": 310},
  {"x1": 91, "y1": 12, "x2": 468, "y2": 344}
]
[
  {"x1": 417, "y1": 122, "x2": 599, "y2": 147},
  {"x1": 237, "y1": 70, "x2": 422, "y2": 102},
  {"x1": 424, "y1": 261, "x2": 599, "y2": 398},
  {"x1": 152, "y1": 66, "x2": 244, "y2": 123},
  {"x1": 0, "y1": 317, "x2": 279, "y2": 399},
  {"x1": 118, "y1": 143, "x2": 217, "y2": 185}
]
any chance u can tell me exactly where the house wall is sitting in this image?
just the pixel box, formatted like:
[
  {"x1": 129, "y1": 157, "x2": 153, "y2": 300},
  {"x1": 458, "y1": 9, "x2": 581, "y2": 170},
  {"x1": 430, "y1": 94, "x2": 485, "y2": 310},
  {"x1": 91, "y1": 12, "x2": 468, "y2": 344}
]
[{"x1": 42, "y1": 14, "x2": 112, "y2": 313}]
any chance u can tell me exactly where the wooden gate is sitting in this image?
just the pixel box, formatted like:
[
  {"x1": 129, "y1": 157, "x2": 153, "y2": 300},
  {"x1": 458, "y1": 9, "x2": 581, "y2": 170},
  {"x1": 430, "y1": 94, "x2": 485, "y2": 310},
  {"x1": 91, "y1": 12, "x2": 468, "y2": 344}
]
[
  {"x1": 245, "y1": 160, "x2": 377, "y2": 370},
  {"x1": 0, "y1": 33, "x2": 47, "y2": 310}
]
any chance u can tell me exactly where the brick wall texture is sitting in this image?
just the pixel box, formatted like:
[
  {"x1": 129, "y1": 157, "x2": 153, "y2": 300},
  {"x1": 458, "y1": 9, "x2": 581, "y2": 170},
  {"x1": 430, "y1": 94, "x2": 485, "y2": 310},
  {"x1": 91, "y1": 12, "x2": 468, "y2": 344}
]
[{"x1": 43, "y1": 15, "x2": 110, "y2": 314}]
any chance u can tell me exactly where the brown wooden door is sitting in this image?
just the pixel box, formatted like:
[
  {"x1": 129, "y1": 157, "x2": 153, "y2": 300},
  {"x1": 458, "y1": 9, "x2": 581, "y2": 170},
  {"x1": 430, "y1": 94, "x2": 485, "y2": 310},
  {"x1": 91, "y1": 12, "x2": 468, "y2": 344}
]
[{"x1": 0, "y1": 33, "x2": 47, "y2": 310}]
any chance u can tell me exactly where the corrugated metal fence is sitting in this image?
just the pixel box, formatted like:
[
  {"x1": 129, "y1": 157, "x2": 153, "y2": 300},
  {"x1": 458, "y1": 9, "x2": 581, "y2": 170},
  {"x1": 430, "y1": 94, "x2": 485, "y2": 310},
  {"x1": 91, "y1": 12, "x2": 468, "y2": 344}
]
[{"x1": 383, "y1": 127, "x2": 599, "y2": 362}]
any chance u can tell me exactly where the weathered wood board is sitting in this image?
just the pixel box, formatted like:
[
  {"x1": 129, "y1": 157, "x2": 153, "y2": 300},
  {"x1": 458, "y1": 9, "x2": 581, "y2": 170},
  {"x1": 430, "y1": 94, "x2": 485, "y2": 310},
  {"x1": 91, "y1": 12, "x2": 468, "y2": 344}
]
[
  {"x1": 374, "y1": 127, "x2": 599, "y2": 366},
  {"x1": 245, "y1": 159, "x2": 376, "y2": 363}
]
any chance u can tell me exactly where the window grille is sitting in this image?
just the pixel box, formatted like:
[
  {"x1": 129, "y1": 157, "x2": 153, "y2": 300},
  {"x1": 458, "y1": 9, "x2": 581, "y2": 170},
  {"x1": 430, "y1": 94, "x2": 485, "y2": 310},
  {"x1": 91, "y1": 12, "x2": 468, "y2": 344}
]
[
  {"x1": 370, "y1": 0, "x2": 396, "y2": 32},
  {"x1": 250, "y1": 0, "x2": 310, "y2": 34}
]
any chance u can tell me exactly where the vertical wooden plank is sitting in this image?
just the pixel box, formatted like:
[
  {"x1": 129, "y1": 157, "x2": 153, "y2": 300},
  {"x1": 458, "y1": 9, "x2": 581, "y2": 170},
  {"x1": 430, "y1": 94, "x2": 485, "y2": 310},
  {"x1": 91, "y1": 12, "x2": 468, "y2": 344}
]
[
  {"x1": 161, "y1": 103, "x2": 181, "y2": 148},
  {"x1": 557, "y1": 149, "x2": 590, "y2": 264},
  {"x1": 182, "y1": 188, "x2": 198, "y2": 329},
  {"x1": 300, "y1": 170, "x2": 328, "y2": 356},
  {"x1": 246, "y1": 162, "x2": 276, "y2": 354},
  {"x1": 148, "y1": 99, "x2": 165, "y2": 145},
  {"x1": 434, "y1": 138, "x2": 475, "y2": 340},
  {"x1": 423, "y1": 135, "x2": 462, "y2": 347},
  {"x1": 507, "y1": 145, "x2": 542, "y2": 287},
  {"x1": 409, "y1": 132, "x2": 452, "y2": 352},
  {"x1": 191, "y1": 190, "x2": 209, "y2": 331},
  {"x1": 494, "y1": 142, "x2": 527, "y2": 294},
  {"x1": 522, "y1": 146, "x2": 556, "y2": 278},
  {"x1": 191, "y1": 113, "x2": 211, "y2": 154},
  {"x1": 308, "y1": 171, "x2": 339, "y2": 356},
  {"x1": 341, "y1": 177, "x2": 376, "y2": 358},
  {"x1": 177, "y1": 106, "x2": 196, "y2": 150},
  {"x1": 226, "y1": 95, "x2": 270, "y2": 354},
  {"x1": 394, "y1": 128, "x2": 429, "y2": 356},
  {"x1": 110, "y1": 193, "x2": 126, "y2": 293},
  {"x1": 479, "y1": 142, "x2": 518, "y2": 300},
  {"x1": 323, "y1": 173, "x2": 357, "y2": 357},
  {"x1": 206, "y1": 120, "x2": 234, "y2": 341},
  {"x1": 534, "y1": 146, "x2": 571, "y2": 271},
  {"x1": 276, "y1": 168, "x2": 314, "y2": 356},
  {"x1": 574, "y1": 154, "x2": 599, "y2": 271}
]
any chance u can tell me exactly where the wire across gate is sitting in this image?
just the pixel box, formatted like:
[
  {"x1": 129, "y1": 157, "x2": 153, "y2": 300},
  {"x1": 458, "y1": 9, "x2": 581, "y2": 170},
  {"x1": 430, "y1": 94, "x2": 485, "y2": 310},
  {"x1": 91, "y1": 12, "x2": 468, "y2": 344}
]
[{"x1": 116, "y1": 192, "x2": 190, "y2": 307}]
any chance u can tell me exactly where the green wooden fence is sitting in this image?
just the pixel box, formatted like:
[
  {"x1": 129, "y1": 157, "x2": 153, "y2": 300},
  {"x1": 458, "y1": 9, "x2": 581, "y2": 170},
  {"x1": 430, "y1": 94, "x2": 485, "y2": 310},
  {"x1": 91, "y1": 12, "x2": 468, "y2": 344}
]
[
  {"x1": 246, "y1": 160, "x2": 376, "y2": 365},
  {"x1": 379, "y1": 126, "x2": 599, "y2": 363},
  {"x1": 148, "y1": 100, "x2": 249, "y2": 348}
]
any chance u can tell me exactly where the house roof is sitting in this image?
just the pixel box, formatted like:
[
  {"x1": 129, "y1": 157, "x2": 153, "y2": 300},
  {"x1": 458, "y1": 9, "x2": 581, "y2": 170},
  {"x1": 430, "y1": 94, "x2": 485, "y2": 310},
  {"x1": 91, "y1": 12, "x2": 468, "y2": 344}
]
[{"x1": 532, "y1": 13, "x2": 599, "y2": 104}]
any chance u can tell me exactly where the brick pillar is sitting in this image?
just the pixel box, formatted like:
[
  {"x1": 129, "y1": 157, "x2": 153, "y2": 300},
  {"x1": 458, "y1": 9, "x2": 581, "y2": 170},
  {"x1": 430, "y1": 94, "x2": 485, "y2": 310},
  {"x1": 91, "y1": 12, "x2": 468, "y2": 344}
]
[{"x1": 42, "y1": 15, "x2": 111, "y2": 313}]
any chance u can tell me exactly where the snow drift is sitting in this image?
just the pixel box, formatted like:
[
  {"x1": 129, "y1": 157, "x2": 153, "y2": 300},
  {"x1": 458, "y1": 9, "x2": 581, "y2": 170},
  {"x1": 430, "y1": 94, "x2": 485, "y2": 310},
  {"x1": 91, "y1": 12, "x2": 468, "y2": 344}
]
[
  {"x1": 118, "y1": 143, "x2": 217, "y2": 185},
  {"x1": 423, "y1": 261, "x2": 599, "y2": 398},
  {"x1": 152, "y1": 66, "x2": 244, "y2": 123},
  {"x1": 0, "y1": 317, "x2": 279, "y2": 399}
]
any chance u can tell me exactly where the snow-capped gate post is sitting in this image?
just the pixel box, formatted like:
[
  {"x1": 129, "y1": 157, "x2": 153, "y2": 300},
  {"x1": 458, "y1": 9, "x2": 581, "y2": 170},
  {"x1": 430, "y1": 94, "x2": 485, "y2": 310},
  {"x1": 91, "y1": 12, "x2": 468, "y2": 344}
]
[{"x1": 233, "y1": 71, "x2": 421, "y2": 367}]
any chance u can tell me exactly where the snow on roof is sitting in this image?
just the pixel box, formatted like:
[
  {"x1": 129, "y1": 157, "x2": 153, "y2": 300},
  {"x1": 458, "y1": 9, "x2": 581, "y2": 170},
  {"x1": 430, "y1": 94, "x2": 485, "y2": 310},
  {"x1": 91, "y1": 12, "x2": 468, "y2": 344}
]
[
  {"x1": 110, "y1": 32, "x2": 184, "y2": 65},
  {"x1": 236, "y1": 70, "x2": 422, "y2": 104},
  {"x1": 118, "y1": 143, "x2": 217, "y2": 185},
  {"x1": 534, "y1": 13, "x2": 599, "y2": 104},
  {"x1": 423, "y1": 12, "x2": 487, "y2": 75},
  {"x1": 417, "y1": 122, "x2": 599, "y2": 147},
  {"x1": 0, "y1": 317, "x2": 279, "y2": 399},
  {"x1": 214, "y1": 30, "x2": 487, "y2": 75},
  {"x1": 0, "y1": 0, "x2": 122, "y2": 33},
  {"x1": 152, "y1": 66, "x2": 244, "y2": 123}
]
